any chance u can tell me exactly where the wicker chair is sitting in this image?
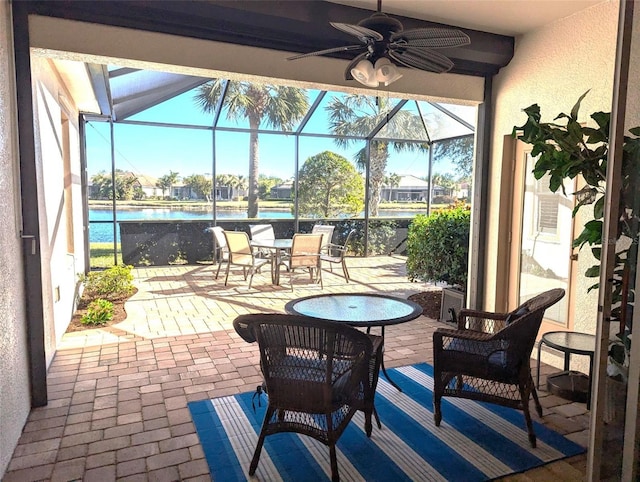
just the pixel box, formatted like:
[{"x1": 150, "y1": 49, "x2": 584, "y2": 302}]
[
  {"x1": 234, "y1": 313, "x2": 381, "y2": 482},
  {"x1": 432, "y1": 288, "x2": 565, "y2": 447}
]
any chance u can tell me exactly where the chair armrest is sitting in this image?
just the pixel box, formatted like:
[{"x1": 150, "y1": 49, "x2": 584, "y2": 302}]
[
  {"x1": 325, "y1": 243, "x2": 347, "y2": 257},
  {"x1": 457, "y1": 309, "x2": 509, "y2": 332},
  {"x1": 433, "y1": 327, "x2": 494, "y2": 349},
  {"x1": 233, "y1": 315, "x2": 257, "y2": 343}
]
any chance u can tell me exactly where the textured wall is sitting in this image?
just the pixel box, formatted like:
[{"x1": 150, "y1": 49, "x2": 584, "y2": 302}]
[
  {"x1": 30, "y1": 56, "x2": 86, "y2": 359},
  {"x1": 487, "y1": 1, "x2": 619, "y2": 344},
  {"x1": 0, "y1": 0, "x2": 31, "y2": 476}
]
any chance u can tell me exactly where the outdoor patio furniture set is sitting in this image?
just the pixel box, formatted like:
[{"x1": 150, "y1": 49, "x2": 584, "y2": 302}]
[
  {"x1": 233, "y1": 288, "x2": 565, "y2": 480},
  {"x1": 208, "y1": 224, "x2": 354, "y2": 289}
]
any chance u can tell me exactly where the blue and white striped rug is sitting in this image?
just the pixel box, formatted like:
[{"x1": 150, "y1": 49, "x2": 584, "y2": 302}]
[{"x1": 189, "y1": 363, "x2": 585, "y2": 481}]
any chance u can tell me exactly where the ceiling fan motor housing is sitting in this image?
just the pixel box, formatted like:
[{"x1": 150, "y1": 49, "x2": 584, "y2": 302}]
[{"x1": 358, "y1": 13, "x2": 403, "y2": 39}]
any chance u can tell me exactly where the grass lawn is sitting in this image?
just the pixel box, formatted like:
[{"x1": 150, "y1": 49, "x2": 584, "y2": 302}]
[{"x1": 90, "y1": 243, "x2": 123, "y2": 268}]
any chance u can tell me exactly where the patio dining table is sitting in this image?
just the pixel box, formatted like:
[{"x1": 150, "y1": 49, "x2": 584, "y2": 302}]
[
  {"x1": 250, "y1": 238, "x2": 292, "y2": 285},
  {"x1": 285, "y1": 293, "x2": 423, "y2": 391}
]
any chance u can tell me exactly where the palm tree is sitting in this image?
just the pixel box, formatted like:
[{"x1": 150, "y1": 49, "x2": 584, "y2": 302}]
[
  {"x1": 195, "y1": 80, "x2": 308, "y2": 218},
  {"x1": 215, "y1": 173, "x2": 232, "y2": 200},
  {"x1": 327, "y1": 95, "x2": 428, "y2": 216},
  {"x1": 155, "y1": 175, "x2": 171, "y2": 199},
  {"x1": 166, "y1": 170, "x2": 180, "y2": 200},
  {"x1": 383, "y1": 172, "x2": 401, "y2": 201}
]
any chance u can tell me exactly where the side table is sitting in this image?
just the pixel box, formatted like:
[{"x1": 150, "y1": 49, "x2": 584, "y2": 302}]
[{"x1": 536, "y1": 331, "x2": 596, "y2": 409}]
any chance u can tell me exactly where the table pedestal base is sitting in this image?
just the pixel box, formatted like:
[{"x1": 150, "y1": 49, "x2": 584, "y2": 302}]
[{"x1": 547, "y1": 370, "x2": 590, "y2": 404}]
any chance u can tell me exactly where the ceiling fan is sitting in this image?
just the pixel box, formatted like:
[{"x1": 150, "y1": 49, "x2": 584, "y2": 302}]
[{"x1": 287, "y1": 0, "x2": 471, "y2": 88}]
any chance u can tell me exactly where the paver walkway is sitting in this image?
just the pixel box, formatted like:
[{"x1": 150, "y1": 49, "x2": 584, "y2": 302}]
[{"x1": 4, "y1": 256, "x2": 588, "y2": 481}]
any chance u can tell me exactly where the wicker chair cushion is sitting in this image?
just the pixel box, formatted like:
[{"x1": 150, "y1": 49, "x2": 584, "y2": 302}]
[{"x1": 445, "y1": 338, "x2": 515, "y2": 375}]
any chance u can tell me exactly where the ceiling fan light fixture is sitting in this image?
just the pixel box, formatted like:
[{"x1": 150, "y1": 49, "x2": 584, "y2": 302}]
[
  {"x1": 374, "y1": 57, "x2": 402, "y2": 86},
  {"x1": 350, "y1": 59, "x2": 378, "y2": 87}
]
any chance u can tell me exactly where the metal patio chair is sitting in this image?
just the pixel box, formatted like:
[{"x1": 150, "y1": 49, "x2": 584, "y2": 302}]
[
  {"x1": 222, "y1": 230, "x2": 269, "y2": 288},
  {"x1": 321, "y1": 229, "x2": 355, "y2": 282}
]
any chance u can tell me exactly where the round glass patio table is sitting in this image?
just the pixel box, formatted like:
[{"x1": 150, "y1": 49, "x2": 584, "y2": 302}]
[
  {"x1": 536, "y1": 331, "x2": 595, "y2": 408},
  {"x1": 285, "y1": 293, "x2": 423, "y2": 390}
]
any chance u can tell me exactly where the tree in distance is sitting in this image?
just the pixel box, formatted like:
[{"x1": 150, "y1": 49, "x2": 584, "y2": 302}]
[{"x1": 297, "y1": 151, "x2": 364, "y2": 218}]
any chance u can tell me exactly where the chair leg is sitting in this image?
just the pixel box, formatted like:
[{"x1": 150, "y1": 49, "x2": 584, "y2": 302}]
[
  {"x1": 433, "y1": 372, "x2": 443, "y2": 426},
  {"x1": 249, "y1": 407, "x2": 273, "y2": 476},
  {"x1": 215, "y1": 260, "x2": 223, "y2": 279},
  {"x1": 520, "y1": 386, "x2": 537, "y2": 447},
  {"x1": 224, "y1": 262, "x2": 231, "y2": 286},
  {"x1": 329, "y1": 444, "x2": 339, "y2": 482},
  {"x1": 434, "y1": 394, "x2": 442, "y2": 426},
  {"x1": 317, "y1": 262, "x2": 323, "y2": 288},
  {"x1": 530, "y1": 377, "x2": 543, "y2": 417},
  {"x1": 290, "y1": 267, "x2": 294, "y2": 292},
  {"x1": 341, "y1": 260, "x2": 350, "y2": 282}
]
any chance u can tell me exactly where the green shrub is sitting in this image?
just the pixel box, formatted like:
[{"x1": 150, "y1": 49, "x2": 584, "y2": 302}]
[
  {"x1": 81, "y1": 298, "x2": 114, "y2": 326},
  {"x1": 80, "y1": 264, "x2": 135, "y2": 303},
  {"x1": 406, "y1": 204, "x2": 471, "y2": 289}
]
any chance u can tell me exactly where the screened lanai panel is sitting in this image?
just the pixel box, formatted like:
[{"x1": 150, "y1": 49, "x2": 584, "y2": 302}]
[
  {"x1": 416, "y1": 101, "x2": 475, "y2": 140},
  {"x1": 374, "y1": 100, "x2": 430, "y2": 142},
  {"x1": 435, "y1": 102, "x2": 478, "y2": 127},
  {"x1": 303, "y1": 92, "x2": 402, "y2": 137},
  {"x1": 126, "y1": 87, "x2": 214, "y2": 126},
  {"x1": 86, "y1": 119, "x2": 120, "y2": 266},
  {"x1": 115, "y1": 124, "x2": 213, "y2": 190},
  {"x1": 254, "y1": 133, "x2": 295, "y2": 219},
  {"x1": 213, "y1": 82, "x2": 312, "y2": 132},
  {"x1": 108, "y1": 68, "x2": 210, "y2": 122}
]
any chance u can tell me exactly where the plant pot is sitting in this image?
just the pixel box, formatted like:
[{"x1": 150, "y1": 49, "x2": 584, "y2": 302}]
[{"x1": 440, "y1": 287, "x2": 465, "y2": 323}]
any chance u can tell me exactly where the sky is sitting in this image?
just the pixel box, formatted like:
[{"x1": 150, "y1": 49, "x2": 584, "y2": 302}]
[{"x1": 85, "y1": 84, "x2": 475, "y2": 184}]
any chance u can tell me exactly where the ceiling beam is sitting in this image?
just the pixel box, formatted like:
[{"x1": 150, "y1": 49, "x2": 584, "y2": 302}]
[{"x1": 22, "y1": 0, "x2": 514, "y2": 77}]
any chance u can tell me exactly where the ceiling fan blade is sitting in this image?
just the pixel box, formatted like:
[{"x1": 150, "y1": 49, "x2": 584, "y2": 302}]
[
  {"x1": 344, "y1": 52, "x2": 370, "y2": 80},
  {"x1": 287, "y1": 45, "x2": 366, "y2": 61},
  {"x1": 330, "y1": 22, "x2": 384, "y2": 42},
  {"x1": 388, "y1": 48, "x2": 454, "y2": 73},
  {"x1": 391, "y1": 28, "x2": 471, "y2": 49}
]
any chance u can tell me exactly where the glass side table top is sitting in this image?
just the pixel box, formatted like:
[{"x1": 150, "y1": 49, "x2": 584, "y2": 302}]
[
  {"x1": 285, "y1": 293, "x2": 423, "y2": 327},
  {"x1": 542, "y1": 331, "x2": 595, "y2": 355}
]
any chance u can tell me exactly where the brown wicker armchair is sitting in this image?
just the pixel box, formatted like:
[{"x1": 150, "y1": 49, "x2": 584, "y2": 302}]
[
  {"x1": 432, "y1": 288, "x2": 565, "y2": 447},
  {"x1": 233, "y1": 313, "x2": 381, "y2": 482}
]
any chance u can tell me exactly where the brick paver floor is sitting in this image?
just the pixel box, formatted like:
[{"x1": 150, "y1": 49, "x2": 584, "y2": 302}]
[{"x1": 4, "y1": 256, "x2": 588, "y2": 481}]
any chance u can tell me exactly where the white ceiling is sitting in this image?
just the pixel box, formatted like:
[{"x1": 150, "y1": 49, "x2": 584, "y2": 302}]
[{"x1": 329, "y1": 0, "x2": 607, "y2": 36}]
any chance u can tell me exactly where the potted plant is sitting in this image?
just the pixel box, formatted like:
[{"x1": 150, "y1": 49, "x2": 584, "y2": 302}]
[
  {"x1": 406, "y1": 203, "x2": 471, "y2": 321},
  {"x1": 512, "y1": 92, "x2": 640, "y2": 403}
]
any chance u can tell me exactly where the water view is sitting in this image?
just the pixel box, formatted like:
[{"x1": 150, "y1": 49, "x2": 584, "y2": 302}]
[{"x1": 89, "y1": 207, "x2": 424, "y2": 243}]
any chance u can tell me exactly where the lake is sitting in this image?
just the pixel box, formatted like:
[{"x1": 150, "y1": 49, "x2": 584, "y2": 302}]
[{"x1": 88, "y1": 207, "x2": 424, "y2": 243}]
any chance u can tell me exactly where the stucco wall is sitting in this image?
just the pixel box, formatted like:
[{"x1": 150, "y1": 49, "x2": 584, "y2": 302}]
[
  {"x1": 0, "y1": 0, "x2": 31, "y2": 476},
  {"x1": 30, "y1": 56, "x2": 86, "y2": 357},
  {"x1": 487, "y1": 0, "x2": 619, "y2": 345}
]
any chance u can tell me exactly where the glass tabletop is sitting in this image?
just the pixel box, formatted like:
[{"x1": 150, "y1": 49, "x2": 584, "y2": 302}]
[
  {"x1": 250, "y1": 238, "x2": 292, "y2": 249},
  {"x1": 285, "y1": 293, "x2": 423, "y2": 327},
  {"x1": 541, "y1": 331, "x2": 596, "y2": 355}
]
